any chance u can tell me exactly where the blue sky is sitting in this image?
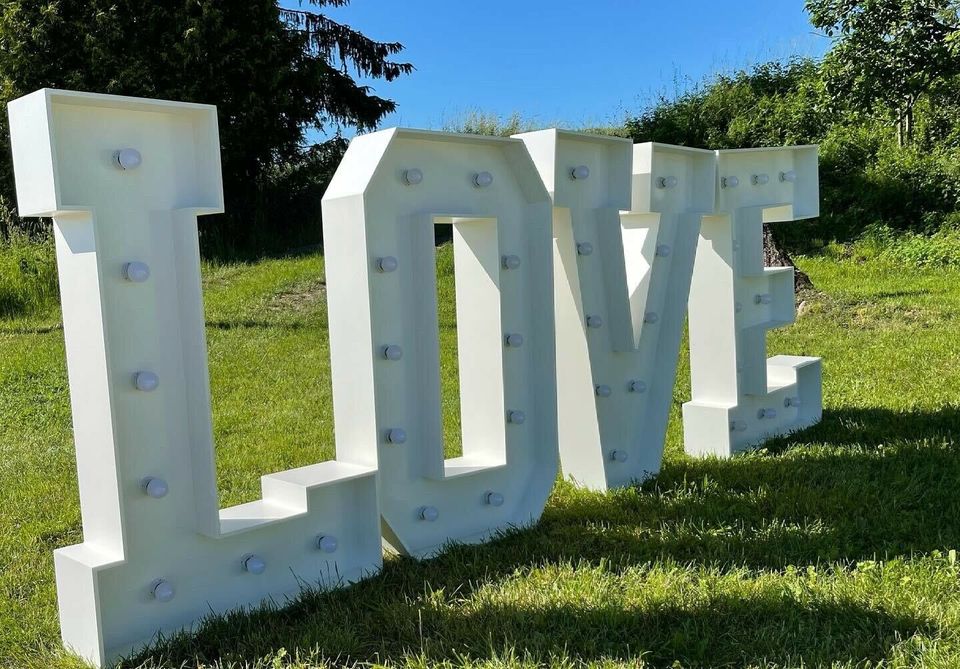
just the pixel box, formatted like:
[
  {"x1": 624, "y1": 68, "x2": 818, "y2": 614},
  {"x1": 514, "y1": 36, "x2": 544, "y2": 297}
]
[{"x1": 289, "y1": 1, "x2": 830, "y2": 137}]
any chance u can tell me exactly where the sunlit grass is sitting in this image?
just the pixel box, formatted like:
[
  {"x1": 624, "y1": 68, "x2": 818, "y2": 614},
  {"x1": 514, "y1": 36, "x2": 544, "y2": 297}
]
[{"x1": 1, "y1": 247, "x2": 959, "y2": 668}]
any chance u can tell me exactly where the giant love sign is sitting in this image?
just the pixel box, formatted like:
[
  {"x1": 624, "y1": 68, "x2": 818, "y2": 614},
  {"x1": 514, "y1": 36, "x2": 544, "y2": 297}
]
[{"x1": 8, "y1": 89, "x2": 822, "y2": 666}]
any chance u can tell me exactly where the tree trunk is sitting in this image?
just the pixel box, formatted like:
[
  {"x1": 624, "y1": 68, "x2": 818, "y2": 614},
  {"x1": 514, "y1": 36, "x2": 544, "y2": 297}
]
[
  {"x1": 905, "y1": 104, "x2": 914, "y2": 146},
  {"x1": 763, "y1": 223, "x2": 813, "y2": 292}
]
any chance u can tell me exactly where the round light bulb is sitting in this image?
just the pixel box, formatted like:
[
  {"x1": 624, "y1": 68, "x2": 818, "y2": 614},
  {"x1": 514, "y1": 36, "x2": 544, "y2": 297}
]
[
  {"x1": 317, "y1": 535, "x2": 338, "y2": 553},
  {"x1": 577, "y1": 242, "x2": 594, "y2": 256},
  {"x1": 595, "y1": 384, "x2": 612, "y2": 398},
  {"x1": 403, "y1": 168, "x2": 423, "y2": 186},
  {"x1": 571, "y1": 165, "x2": 590, "y2": 180},
  {"x1": 752, "y1": 173, "x2": 770, "y2": 186},
  {"x1": 377, "y1": 256, "x2": 398, "y2": 273},
  {"x1": 780, "y1": 170, "x2": 797, "y2": 183},
  {"x1": 586, "y1": 315, "x2": 603, "y2": 328},
  {"x1": 505, "y1": 333, "x2": 524, "y2": 348},
  {"x1": 502, "y1": 255, "x2": 521, "y2": 270},
  {"x1": 629, "y1": 380, "x2": 647, "y2": 393},
  {"x1": 730, "y1": 420, "x2": 748, "y2": 432},
  {"x1": 134, "y1": 371, "x2": 159, "y2": 392},
  {"x1": 784, "y1": 396, "x2": 801, "y2": 408},
  {"x1": 242, "y1": 554, "x2": 266, "y2": 575},
  {"x1": 508, "y1": 410, "x2": 526, "y2": 425},
  {"x1": 644, "y1": 312, "x2": 659, "y2": 324},
  {"x1": 419, "y1": 505, "x2": 439, "y2": 522},
  {"x1": 387, "y1": 428, "x2": 407, "y2": 444},
  {"x1": 658, "y1": 175, "x2": 679, "y2": 189},
  {"x1": 474, "y1": 171, "x2": 494, "y2": 188},
  {"x1": 141, "y1": 476, "x2": 168, "y2": 499},
  {"x1": 122, "y1": 261, "x2": 150, "y2": 283},
  {"x1": 758, "y1": 408, "x2": 777, "y2": 420},
  {"x1": 150, "y1": 579, "x2": 174, "y2": 603},
  {"x1": 755, "y1": 294, "x2": 772, "y2": 305},
  {"x1": 114, "y1": 148, "x2": 142, "y2": 170},
  {"x1": 383, "y1": 345, "x2": 403, "y2": 361},
  {"x1": 485, "y1": 491, "x2": 505, "y2": 507},
  {"x1": 722, "y1": 176, "x2": 740, "y2": 188},
  {"x1": 655, "y1": 244, "x2": 671, "y2": 257},
  {"x1": 610, "y1": 450, "x2": 629, "y2": 463}
]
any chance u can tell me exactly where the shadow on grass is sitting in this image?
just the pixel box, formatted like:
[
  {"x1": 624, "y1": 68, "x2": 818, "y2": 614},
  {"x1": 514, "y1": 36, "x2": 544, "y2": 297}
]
[
  {"x1": 205, "y1": 319, "x2": 316, "y2": 332},
  {"x1": 123, "y1": 405, "x2": 959, "y2": 668}
]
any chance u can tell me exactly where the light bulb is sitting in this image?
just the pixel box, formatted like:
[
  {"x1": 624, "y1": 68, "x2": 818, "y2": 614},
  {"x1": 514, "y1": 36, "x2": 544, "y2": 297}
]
[
  {"x1": 502, "y1": 255, "x2": 521, "y2": 270},
  {"x1": 644, "y1": 312, "x2": 659, "y2": 324},
  {"x1": 595, "y1": 384, "x2": 612, "y2": 398},
  {"x1": 505, "y1": 333, "x2": 524, "y2": 348},
  {"x1": 655, "y1": 244, "x2": 671, "y2": 257},
  {"x1": 134, "y1": 371, "x2": 159, "y2": 392},
  {"x1": 484, "y1": 491, "x2": 505, "y2": 507},
  {"x1": 150, "y1": 579, "x2": 174, "y2": 603},
  {"x1": 508, "y1": 410, "x2": 526, "y2": 424},
  {"x1": 383, "y1": 345, "x2": 403, "y2": 361},
  {"x1": 377, "y1": 256, "x2": 398, "y2": 273},
  {"x1": 752, "y1": 173, "x2": 770, "y2": 186},
  {"x1": 780, "y1": 170, "x2": 797, "y2": 183},
  {"x1": 403, "y1": 168, "x2": 423, "y2": 185},
  {"x1": 722, "y1": 175, "x2": 740, "y2": 188},
  {"x1": 474, "y1": 171, "x2": 494, "y2": 188},
  {"x1": 242, "y1": 554, "x2": 266, "y2": 574},
  {"x1": 629, "y1": 380, "x2": 647, "y2": 393},
  {"x1": 571, "y1": 165, "x2": 590, "y2": 180},
  {"x1": 141, "y1": 476, "x2": 168, "y2": 499},
  {"x1": 122, "y1": 261, "x2": 150, "y2": 283},
  {"x1": 317, "y1": 535, "x2": 338, "y2": 553},
  {"x1": 418, "y1": 505, "x2": 439, "y2": 522},
  {"x1": 586, "y1": 315, "x2": 603, "y2": 328},
  {"x1": 577, "y1": 242, "x2": 594, "y2": 256},
  {"x1": 610, "y1": 450, "x2": 629, "y2": 463},
  {"x1": 114, "y1": 148, "x2": 142, "y2": 170},
  {"x1": 387, "y1": 428, "x2": 407, "y2": 444}
]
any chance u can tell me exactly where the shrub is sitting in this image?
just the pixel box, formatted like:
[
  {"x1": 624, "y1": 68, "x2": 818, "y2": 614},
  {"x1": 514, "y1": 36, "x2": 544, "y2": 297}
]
[{"x1": 0, "y1": 232, "x2": 59, "y2": 318}]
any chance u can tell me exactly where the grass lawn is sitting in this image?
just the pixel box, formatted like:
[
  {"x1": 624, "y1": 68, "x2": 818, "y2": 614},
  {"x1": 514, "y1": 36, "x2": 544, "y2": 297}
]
[{"x1": 1, "y1": 247, "x2": 959, "y2": 668}]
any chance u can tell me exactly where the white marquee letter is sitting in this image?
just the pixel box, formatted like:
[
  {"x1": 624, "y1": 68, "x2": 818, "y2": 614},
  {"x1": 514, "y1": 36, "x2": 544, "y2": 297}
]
[
  {"x1": 683, "y1": 147, "x2": 823, "y2": 457},
  {"x1": 8, "y1": 89, "x2": 382, "y2": 666},
  {"x1": 516, "y1": 130, "x2": 715, "y2": 489},
  {"x1": 321, "y1": 129, "x2": 557, "y2": 556}
]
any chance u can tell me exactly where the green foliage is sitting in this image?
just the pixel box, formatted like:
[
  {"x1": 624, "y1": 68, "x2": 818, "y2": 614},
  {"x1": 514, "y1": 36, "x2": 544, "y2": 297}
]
[
  {"x1": 625, "y1": 59, "x2": 832, "y2": 149},
  {"x1": 4, "y1": 252, "x2": 960, "y2": 667},
  {"x1": 826, "y1": 221, "x2": 960, "y2": 266},
  {"x1": 0, "y1": 231, "x2": 58, "y2": 319},
  {"x1": 447, "y1": 110, "x2": 628, "y2": 141},
  {"x1": 804, "y1": 128, "x2": 960, "y2": 246},
  {"x1": 443, "y1": 110, "x2": 535, "y2": 137},
  {"x1": 806, "y1": 0, "x2": 960, "y2": 144},
  {"x1": 625, "y1": 54, "x2": 960, "y2": 254},
  {"x1": 0, "y1": 0, "x2": 411, "y2": 257}
]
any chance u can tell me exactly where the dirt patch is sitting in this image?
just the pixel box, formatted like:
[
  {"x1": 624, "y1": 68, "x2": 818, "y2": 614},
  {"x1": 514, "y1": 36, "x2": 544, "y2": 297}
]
[{"x1": 265, "y1": 278, "x2": 326, "y2": 313}]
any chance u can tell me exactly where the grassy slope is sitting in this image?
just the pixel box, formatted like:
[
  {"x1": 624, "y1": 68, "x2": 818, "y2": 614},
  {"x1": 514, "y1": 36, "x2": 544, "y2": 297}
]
[{"x1": 0, "y1": 249, "x2": 959, "y2": 668}]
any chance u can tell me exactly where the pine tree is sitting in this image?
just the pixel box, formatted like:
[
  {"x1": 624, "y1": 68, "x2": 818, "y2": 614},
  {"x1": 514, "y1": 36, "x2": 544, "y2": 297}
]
[{"x1": 0, "y1": 0, "x2": 412, "y2": 255}]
